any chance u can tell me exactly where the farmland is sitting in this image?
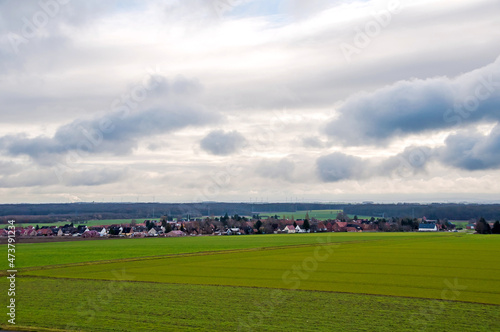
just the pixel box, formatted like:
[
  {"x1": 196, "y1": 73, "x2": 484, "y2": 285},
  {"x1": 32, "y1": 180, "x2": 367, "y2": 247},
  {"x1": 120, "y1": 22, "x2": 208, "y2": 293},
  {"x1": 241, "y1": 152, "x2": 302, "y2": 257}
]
[
  {"x1": 260, "y1": 209, "x2": 374, "y2": 220},
  {"x1": 1, "y1": 233, "x2": 499, "y2": 331},
  {"x1": 261, "y1": 209, "x2": 341, "y2": 220},
  {"x1": 19, "y1": 218, "x2": 151, "y2": 228}
]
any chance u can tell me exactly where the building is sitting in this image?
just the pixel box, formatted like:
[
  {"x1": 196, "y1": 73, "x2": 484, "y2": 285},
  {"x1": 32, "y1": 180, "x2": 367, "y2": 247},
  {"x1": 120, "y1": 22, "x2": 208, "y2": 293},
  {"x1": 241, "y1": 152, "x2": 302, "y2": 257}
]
[{"x1": 419, "y1": 223, "x2": 438, "y2": 232}]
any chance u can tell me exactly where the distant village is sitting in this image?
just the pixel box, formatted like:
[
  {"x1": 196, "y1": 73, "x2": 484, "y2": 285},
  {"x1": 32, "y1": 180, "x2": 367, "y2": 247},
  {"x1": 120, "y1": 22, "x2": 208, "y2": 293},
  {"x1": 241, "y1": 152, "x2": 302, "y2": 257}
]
[{"x1": 3, "y1": 212, "x2": 497, "y2": 238}]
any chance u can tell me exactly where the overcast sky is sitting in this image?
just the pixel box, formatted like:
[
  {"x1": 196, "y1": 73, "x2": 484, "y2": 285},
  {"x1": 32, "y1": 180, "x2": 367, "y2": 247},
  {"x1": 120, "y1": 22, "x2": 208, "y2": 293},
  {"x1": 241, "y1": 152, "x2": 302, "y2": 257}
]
[{"x1": 1, "y1": 0, "x2": 500, "y2": 204}]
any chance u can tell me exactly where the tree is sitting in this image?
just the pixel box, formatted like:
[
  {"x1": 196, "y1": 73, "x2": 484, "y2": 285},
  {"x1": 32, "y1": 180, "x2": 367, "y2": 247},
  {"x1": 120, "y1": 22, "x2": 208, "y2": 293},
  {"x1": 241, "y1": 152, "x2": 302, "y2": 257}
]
[
  {"x1": 303, "y1": 219, "x2": 310, "y2": 231},
  {"x1": 354, "y1": 215, "x2": 358, "y2": 221},
  {"x1": 492, "y1": 221, "x2": 500, "y2": 234},
  {"x1": 35, "y1": 224, "x2": 39, "y2": 231},
  {"x1": 161, "y1": 220, "x2": 167, "y2": 228},
  {"x1": 164, "y1": 223, "x2": 172, "y2": 233},
  {"x1": 255, "y1": 220, "x2": 262, "y2": 232},
  {"x1": 221, "y1": 213, "x2": 229, "y2": 226},
  {"x1": 146, "y1": 221, "x2": 154, "y2": 231},
  {"x1": 293, "y1": 221, "x2": 297, "y2": 228},
  {"x1": 263, "y1": 222, "x2": 274, "y2": 234},
  {"x1": 476, "y1": 218, "x2": 491, "y2": 234}
]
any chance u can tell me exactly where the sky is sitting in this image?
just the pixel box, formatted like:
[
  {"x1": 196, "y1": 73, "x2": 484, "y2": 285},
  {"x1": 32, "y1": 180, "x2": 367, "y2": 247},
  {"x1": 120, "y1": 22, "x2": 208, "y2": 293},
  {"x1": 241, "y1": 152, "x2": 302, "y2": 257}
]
[{"x1": 1, "y1": 0, "x2": 500, "y2": 204}]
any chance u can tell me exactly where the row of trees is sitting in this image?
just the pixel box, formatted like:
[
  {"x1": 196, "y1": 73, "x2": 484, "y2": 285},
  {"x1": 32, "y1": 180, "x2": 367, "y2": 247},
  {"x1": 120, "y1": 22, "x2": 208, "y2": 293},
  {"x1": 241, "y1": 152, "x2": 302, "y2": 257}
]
[{"x1": 476, "y1": 218, "x2": 500, "y2": 234}]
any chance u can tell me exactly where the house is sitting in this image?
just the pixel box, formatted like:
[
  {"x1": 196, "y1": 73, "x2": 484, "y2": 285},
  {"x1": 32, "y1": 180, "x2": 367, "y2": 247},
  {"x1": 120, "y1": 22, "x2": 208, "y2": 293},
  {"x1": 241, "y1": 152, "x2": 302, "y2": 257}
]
[
  {"x1": 316, "y1": 222, "x2": 327, "y2": 232},
  {"x1": 295, "y1": 225, "x2": 306, "y2": 233},
  {"x1": 346, "y1": 224, "x2": 363, "y2": 232},
  {"x1": 419, "y1": 223, "x2": 438, "y2": 232},
  {"x1": 82, "y1": 230, "x2": 100, "y2": 238},
  {"x1": 76, "y1": 225, "x2": 88, "y2": 234},
  {"x1": 226, "y1": 228, "x2": 241, "y2": 235},
  {"x1": 166, "y1": 230, "x2": 186, "y2": 237},
  {"x1": 333, "y1": 222, "x2": 348, "y2": 232},
  {"x1": 121, "y1": 227, "x2": 133, "y2": 237},
  {"x1": 282, "y1": 225, "x2": 296, "y2": 234},
  {"x1": 37, "y1": 228, "x2": 53, "y2": 236},
  {"x1": 99, "y1": 228, "x2": 107, "y2": 237}
]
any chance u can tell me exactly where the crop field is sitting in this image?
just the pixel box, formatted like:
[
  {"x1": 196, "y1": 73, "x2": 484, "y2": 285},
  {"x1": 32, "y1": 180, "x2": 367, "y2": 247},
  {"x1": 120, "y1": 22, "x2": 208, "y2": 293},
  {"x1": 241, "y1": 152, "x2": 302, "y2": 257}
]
[
  {"x1": 261, "y1": 209, "x2": 374, "y2": 220},
  {"x1": 1, "y1": 233, "x2": 499, "y2": 331},
  {"x1": 262, "y1": 209, "x2": 342, "y2": 220},
  {"x1": 19, "y1": 218, "x2": 151, "y2": 228}
]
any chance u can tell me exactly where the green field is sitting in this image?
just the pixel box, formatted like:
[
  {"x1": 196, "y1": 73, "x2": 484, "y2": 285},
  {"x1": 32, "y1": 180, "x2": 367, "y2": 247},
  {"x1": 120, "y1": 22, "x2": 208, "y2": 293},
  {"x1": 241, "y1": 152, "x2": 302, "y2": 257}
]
[
  {"x1": 19, "y1": 218, "x2": 151, "y2": 228},
  {"x1": 262, "y1": 209, "x2": 341, "y2": 220},
  {"x1": 1, "y1": 233, "x2": 499, "y2": 331},
  {"x1": 261, "y1": 209, "x2": 374, "y2": 220}
]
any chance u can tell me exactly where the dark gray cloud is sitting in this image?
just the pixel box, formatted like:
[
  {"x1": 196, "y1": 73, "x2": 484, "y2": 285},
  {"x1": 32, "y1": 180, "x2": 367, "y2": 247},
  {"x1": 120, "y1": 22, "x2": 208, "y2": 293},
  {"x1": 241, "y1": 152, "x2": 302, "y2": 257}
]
[
  {"x1": 0, "y1": 75, "x2": 220, "y2": 165},
  {"x1": 316, "y1": 146, "x2": 434, "y2": 182},
  {"x1": 255, "y1": 158, "x2": 295, "y2": 181},
  {"x1": 324, "y1": 57, "x2": 500, "y2": 146},
  {"x1": 377, "y1": 146, "x2": 433, "y2": 178},
  {"x1": 438, "y1": 125, "x2": 500, "y2": 171},
  {"x1": 316, "y1": 152, "x2": 367, "y2": 182},
  {"x1": 0, "y1": 161, "x2": 19, "y2": 176},
  {"x1": 316, "y1": 124, "x2": 500, "y2": 183},
  {"x1": 200, "y1": 130, "x2": 247, "y2": 156}
]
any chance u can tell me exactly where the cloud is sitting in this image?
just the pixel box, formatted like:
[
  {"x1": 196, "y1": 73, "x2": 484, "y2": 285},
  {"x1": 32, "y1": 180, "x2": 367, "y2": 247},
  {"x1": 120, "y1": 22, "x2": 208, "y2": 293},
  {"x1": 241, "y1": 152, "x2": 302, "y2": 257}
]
[
  {"x1": 316, "y1": 145, "x2": 434, "y2": 182},
  {"x1": 65, "y1": 168, "x2": 128, "y2": 187},
  {"x1": 315, "y1": 125, "x2": 500, "y2": 183},
  {"x1": 255, "y1": 158, "x2": 295, "y2": 181},
  {"x1": 316, "y1": 152, "x2": 367, "y2": 182},
  {"x1": 324, "y1": 57, "x2": 500, "y2": 146},
  {"x1": 0, "y1": 166, "x2": 127, "y2": 188},
  {"x1": 302, "y1": 136, "x2": 327, "y2": 148},
  {"x1": 200, "y1": 130, "x2": 247, "y2": 155},
  {"x1": 0, "y1": 76, "x2": 220, "y2": 165},
  {"x1": 438, "y1": 125, "x2": 500, "y2": 171}
]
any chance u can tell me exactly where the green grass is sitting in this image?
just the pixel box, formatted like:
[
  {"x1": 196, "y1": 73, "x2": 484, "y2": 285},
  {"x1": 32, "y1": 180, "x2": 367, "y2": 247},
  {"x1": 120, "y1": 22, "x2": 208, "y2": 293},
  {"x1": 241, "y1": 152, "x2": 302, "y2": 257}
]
[
  {"x1": 24, "y1": 234, "x2": 500, "y2": 305},
  {"x1": 2, "y1": 233, "x2": 423, "y2": 270},
  {"x1": 1, "y1": 233, "x2": 499, "y2": 331},
  {"x1": 262, "y1": 209, "x2": 374, "y2": 220},
  {"x1": 1, "y1": 278, "x2": 498, "y2": 332},
  {"x1": 17, "y1": 218, "x2": 151, "y2": 228},
  {"x1": 262, "y1": 209, "x2": 343, "y2": 220},
  {"x1": 452, "y1": 221, "x2": 470, "y2": 229}
]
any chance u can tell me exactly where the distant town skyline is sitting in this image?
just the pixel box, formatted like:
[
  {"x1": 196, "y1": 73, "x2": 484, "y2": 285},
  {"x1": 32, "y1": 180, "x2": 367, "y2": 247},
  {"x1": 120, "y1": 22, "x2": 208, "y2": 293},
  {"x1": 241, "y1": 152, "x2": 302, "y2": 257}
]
[{"x1": 1, "y1": 0, "x2": 500, "y2": 203}]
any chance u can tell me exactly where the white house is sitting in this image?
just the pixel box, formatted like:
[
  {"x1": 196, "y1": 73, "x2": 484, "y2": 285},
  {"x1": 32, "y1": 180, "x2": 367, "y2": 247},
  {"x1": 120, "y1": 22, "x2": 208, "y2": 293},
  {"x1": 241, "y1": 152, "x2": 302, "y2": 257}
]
[
  {"x1": 226, "y1": 228, "x2": 241, "y2": 235},
  {"x1": 295, "y1": 225, "x2": 306, "y2": 233},
  {"x1": 282, "y1": 225, "x2": 296, "y2": 234},
  {"x1": 419, "y1": 223, "x2": 438, "y2": 232},
  {"x1": 99, "y1": 228, "x2": 107, "y2": 237}
]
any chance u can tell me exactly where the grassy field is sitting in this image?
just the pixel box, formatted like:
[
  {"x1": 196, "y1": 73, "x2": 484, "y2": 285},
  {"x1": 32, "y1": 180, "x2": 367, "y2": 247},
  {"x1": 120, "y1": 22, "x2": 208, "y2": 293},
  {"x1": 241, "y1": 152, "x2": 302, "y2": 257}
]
[
  {"x1": 261, "y1": 209, "x2": 374, "y2": 220},
  {"x1": 18, "y1": 218, "x2": 151, "y2": 228},
  {"x1": 4, "y1": 233, "x2": 427, "y2": 270},
  {"x1": 262, "y1": 209, "x2": 340, "y2": 219},
  {"x1": 1, "y1": 278, "x2": 498, "y2": 332},
  {"x1": 24, "y1": 234, "x2": 500, "y2": 305},
  {"x1": 1, "y1": 233, "x2": 499, "y2": 331}
]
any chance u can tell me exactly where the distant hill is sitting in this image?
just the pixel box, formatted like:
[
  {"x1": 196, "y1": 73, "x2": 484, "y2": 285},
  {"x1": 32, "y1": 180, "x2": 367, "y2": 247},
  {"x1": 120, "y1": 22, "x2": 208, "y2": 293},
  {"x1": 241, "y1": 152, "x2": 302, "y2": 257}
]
[{"x1": 0, "y1": 202, "x2": 499, "y2": 224}]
